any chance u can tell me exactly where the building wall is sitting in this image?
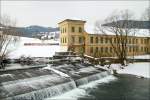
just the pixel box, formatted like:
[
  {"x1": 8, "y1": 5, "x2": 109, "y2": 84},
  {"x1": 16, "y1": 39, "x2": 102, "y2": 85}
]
[
  {"x1": 148, "y1": 38, "x2": 150, "y2": 53},
  {"x1": 59, "y1": 19, "x2": 85, "y2": 54},
  {"x1": 59, "y1": 19, "x2": 149, "y2": 57}
]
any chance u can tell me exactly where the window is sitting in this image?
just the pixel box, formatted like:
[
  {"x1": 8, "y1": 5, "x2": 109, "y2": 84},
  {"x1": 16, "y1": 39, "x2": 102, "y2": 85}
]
[
  {"x1": 90, "y1": 37, "x2": 93, "y2": 44},
  {"x1": 132, "y1": 38, "x2": 134, "y2": 44},
  {"x1": 133, "y1": 47, "x2": 135, "y2": 52},
  {"x1": 129, "y1": 47, "x2": 132, "y2": 52},
  {"x1": 95, "y1": 47, "x2": 98, "y2": 52},
  {"x1": 109, "y1": 38, "x2": 112, "y2": 43},
  {"x1": 141, "y1": 39, "x2": 143, "y2": 44},
  {"x1": 141, "y1": 47, "x2": 143, "y2": 52},
  {"x1": 62, "y1": 28, "x2": 64, "y2": 33},
  {"x1": 72, "y1": 36, "x2": 75, "y2": 43},
  {"x1": 72, "y1": 27, "x2": 75, "y2": 32},
  {"x1": 110, "y1": 47, "x2": 112, "y2": 52},
  {"x1": 105, "y1": 37, "x2": 109, "y2": 43},
  {"x1": 79, "y1": 37, "x2": 82, "y2": 43},
  {"x1": 145, "y1": 47, "x2": 147, "y2": 52},
  {"x1": 62, "y1": 38, "x2": 64, "y2": 43},
  {"x1": 118, "y1": 38, "x2": 121, "y2": 44},
  {"x1": 144, "y1": 47, "x2": 146, "y2": 52},
  {"x1": 114, "y1": 38, "x2": 117, "y2": 43},
  {"x1": 90, "y1": 47, "x2": 93, "y2": 53},
  {"x1": 79, "y1": 27, "x2": 82, "y2": 33},
  {"x1": 65, "y1": 38, "x2": 67, "y2": 43},
  {"x1": 101, "y1": 37, "x2": 103, "y2": 43},
  {"x1": 136, "y1": 47, "x2": 138, "y2": 52},
  {"x1": 64, "y1": 28, "x2": 66, "y2": 33},
  {"x1": 96, "y1": 37, "x2": 98, "y2": 43},
  {"x1": 105, "y1": 37, "x2": 108, "y2": 44},
  {"x1": 105, "y1": 47, "x2": 108, "y2": 52},
  {"x1": 101, "y1": 47, "x2": 103, "y2": 53},
  {"x1": 136, "y1": 39, "x2": 138, "y2": 43}
]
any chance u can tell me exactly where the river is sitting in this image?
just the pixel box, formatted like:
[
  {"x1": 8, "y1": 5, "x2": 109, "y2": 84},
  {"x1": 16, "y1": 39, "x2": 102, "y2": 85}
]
[{"x1": 46, "y1": 74, "x2": 150, "y2": 100}]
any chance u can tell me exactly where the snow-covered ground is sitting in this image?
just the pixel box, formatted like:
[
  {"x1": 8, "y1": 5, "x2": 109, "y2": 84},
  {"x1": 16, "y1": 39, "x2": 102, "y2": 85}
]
[
  {"x1": 97, "y1": 62, "x2": 150, "y2": 78},
  {"x1": 128, "y1": 55, "x2": 150, "y2": 59},
  {"x1": 8, "y1": 37, "x2": 67, "y2": 59},
  {"x1": 117, "y1": 63, "x2": 150, "y2": 78}
]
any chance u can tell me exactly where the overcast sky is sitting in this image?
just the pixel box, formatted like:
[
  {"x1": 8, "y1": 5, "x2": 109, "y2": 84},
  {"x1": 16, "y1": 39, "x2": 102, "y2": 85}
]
[{"x1": 1, "y1": 0, "x2": 149, "y2": 31}]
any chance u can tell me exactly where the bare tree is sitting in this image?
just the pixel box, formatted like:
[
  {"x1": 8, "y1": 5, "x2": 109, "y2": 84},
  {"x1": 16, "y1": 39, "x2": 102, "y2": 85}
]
[
  {"x1": 0, "y1": 15, "x2": 19, "y2": 69},
  {"x1": 141, "y1": 7, "x2": 150, "y2": 48},
  {"x1": 95, "y1": 10, "x2": 138, "y2": 65},
  {"x1": 141, "y1": 7, "x2": 150, "y2": 21}
]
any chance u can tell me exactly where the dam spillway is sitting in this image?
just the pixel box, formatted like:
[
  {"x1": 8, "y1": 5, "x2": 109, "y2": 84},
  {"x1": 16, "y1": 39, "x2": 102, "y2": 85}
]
[{"x1": 0, "y1": 52, "x2": 111, "y2": 100}]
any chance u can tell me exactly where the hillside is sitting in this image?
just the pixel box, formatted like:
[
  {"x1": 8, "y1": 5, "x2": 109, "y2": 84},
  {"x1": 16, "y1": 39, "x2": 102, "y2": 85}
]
[{"x1": 15, "y1": 25, "x2": 59, "y2": 38}]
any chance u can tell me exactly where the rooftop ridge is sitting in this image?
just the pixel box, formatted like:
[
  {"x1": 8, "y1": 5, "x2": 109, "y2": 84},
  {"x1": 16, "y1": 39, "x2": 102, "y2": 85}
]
[{"x1": 58, "y1": 19, "x2": 86, "y2": 24}]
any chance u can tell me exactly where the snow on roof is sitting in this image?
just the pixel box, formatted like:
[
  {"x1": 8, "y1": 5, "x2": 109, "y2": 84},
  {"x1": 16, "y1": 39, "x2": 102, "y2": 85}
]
[
  {"x1": 135, "y1": 29, "x2": 150, "y2": 37},
  {"x1": 85, "y1": 24, "x2": 149, "y2": 37},
  {"x1": 84, "y1": 24, "x2": 95, "y2": 34},
  {"x1": 59, "y1": 18, "x2": 86, "y2": 24}
]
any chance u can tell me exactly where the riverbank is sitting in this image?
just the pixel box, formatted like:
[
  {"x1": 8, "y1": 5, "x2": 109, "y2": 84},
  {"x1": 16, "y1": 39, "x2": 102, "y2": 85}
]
[
  {"x1": 96, "y1": 62, "x2": 150, "y2": 78},
  {"x1": 112, "y1": 62, "x2": 150, "y2": 78}
]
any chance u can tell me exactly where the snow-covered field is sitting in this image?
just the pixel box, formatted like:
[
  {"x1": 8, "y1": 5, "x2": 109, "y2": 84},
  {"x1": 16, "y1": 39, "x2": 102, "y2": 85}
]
[{"x1": 8, "y1": 37, "x2": 67, "y2": 59}]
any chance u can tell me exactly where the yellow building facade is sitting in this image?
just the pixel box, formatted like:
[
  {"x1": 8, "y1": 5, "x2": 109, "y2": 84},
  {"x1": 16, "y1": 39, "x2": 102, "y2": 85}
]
[{"x1": 58, "y1": 19, "x2": 150, "y2": 57}]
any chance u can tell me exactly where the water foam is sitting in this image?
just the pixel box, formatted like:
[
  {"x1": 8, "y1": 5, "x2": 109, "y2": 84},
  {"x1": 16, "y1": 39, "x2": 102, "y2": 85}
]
[{"x1": 45, "y1": 75, "x2": 117, "y2": 100}]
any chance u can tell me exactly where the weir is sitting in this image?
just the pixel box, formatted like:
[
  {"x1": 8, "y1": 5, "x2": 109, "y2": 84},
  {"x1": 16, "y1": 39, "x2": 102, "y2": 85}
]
[
  {"x1": 0, "y1": 66, "x2": 111, "y2": 100},
  {"x1": 0, "y1": 52, "x2": 111, "y2": 100}
]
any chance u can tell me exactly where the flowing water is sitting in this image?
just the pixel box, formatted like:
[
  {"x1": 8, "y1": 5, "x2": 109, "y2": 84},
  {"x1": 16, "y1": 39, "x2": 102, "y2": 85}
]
[
  {"x1": 1, "y1": 62, "x2": 149, "y2": 100},
  {"x1": 0, "y1": 64, "x2": 111, "y2": 100},
  {"x1": 46, "y1": 74, "x2": 149, "y2": 100}
]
